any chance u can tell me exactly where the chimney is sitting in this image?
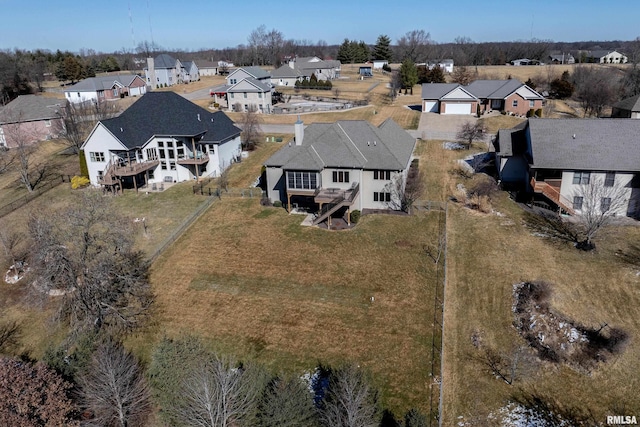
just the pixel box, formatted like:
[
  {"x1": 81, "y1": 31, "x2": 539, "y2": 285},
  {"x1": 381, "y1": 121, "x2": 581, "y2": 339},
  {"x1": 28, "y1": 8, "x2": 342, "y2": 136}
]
[
  {"x1": 294, "y1": 116, "x2": 304, "y2": 146},
  {"x1": 146, "y1": 57, "x2": 156, "y2": 90},
  {"x1": 288, "y1": 60, "x2": 295, "y2": 69}
]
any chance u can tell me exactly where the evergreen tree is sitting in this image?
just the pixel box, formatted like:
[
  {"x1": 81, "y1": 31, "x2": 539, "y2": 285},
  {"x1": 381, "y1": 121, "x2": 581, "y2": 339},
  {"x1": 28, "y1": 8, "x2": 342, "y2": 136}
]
[
  {"x1": 399, "y1": 58, "x2": 418, "y2": 94},
  {"x1": 356, "y1": 41, "x2": 370, "y2": 63},
  {"x1": 372, "y1": 35, "x2": 393, "y2": 62},
  {"x1": 337, "y1": 39, "x2": 353, "y2": 63}
]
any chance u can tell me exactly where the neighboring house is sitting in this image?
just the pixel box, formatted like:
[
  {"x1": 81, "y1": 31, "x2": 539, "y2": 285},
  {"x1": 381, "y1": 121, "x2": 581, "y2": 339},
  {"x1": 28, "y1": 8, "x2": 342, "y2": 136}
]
[
  {"x1": 81, "y1": 91, "x2": 241, "y2": 190},
  {"x1": 421, "y1": 79, "x2": 544, "y2": 115},
  {"x1": 584, "y1": 50, "x2": 628, "y2": 64},
  {"x1": 144, "y1": 53, "x2": 200, "y2": 88},
  {"x1": 0, "y1": 95, "x2": 64, "y2": 148},
  {"x1": 194, "y1": 60, "x2": 219, "y2": 76},
  {"x1": 510, "y1": 58, "x2": 543, "y2": 66},
  {"x1": 548, "y1": 52, "x2": 575, "y2": 64},
  {"x1": 291, "y1": 56, "x2": 341, "y2": 80},
  {"x1": 372, "y1": 60, "x2": 388, "y2": 70},
  {"x1": 421, "y1": 83, "x2": 478, "y2": 114},
  {"x1": 270, "y1": 63, "x2": 305, "y2": 87},
  {"x1": 494, "y1": 118, "x2": 640, "y2": 217},
  {"x1": 210, "y1": 67, "x2": 273, "y2": 113},
  {"x1": 264, "y1": 118, "x2": 417, "y2": 225},
  {"x1": 64, "y1": 74, "x2": 147, "y2": 104},
  {"x1": 611, "y1": 94, "x2": 640, "y2": 118},
  {"x1": 424, "y1": 59, "x2": 454, "y2": 73}
]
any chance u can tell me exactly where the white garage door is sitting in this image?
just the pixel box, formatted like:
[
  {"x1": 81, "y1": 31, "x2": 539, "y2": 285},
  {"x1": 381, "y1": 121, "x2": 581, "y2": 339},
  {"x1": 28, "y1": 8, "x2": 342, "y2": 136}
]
[
  {"x1": 444, "y1": 103, "x2": 472, "y2": 114},
  {"x1": 423, "y1": 101, "x2": 438, "y2": 113}
]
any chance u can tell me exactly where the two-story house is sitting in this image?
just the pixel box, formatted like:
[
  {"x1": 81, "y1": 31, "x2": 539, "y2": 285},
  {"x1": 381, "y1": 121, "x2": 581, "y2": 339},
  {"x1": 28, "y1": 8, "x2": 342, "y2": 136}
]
[
  {"x1": 81, "y1": 92, "x2": 241, "y2": 191},
  {"x1": 264, "y1": 118, "x2": 416, "y2": 226},
  {"x1": 144, "y1": 54, "x2": 200, "y2": 88},
  {"x1": 210, "y1": 66, "x2": 273, "y2": 113}
]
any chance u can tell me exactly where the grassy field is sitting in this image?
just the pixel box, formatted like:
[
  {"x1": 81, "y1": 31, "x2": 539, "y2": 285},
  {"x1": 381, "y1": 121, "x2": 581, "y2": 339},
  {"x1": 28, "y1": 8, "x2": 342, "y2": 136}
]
[{"x1": 442, "y1": 186, "x2": 640, "y2": 424}]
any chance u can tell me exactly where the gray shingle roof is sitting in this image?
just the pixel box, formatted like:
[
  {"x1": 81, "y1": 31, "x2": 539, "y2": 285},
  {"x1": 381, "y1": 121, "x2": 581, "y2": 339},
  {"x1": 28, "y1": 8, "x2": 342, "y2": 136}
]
[
  {"x1": 227, "y1": 77, "x2": 272, "y2": 93},
  {"x1": 465, "y1": 79, "x2": 538, "y2": 99},
  {"x1": 495, "y1": 121, "x2": 528, "y2": 156},
  {"x1": 613, "y1": 94, "x2": 640, "y2": 112},
  {"x1": 0, "y1": 95, "x2": 64, "y2": 124},
  {"x1": 528, "y1": 118, "x2": 640, "y2": 172},
  {"x1": 98, "y1": 92, "x2": 240, "y2": 149},
  {"x1": 153, "y1": 54, "x2": 178, "y2": 69},
  {"x1": 421, "y1": 83, "x2": 468, "y2": 100},
  {"x1": 271, "y1": 64, "x2": 306, "y2": 78},
  {"x1": 264, "y1": 119, "x2": 416, "y2": 171},
  {"x1": 240, "y1": 66, "x2": 271, "y2": 79},
  {"x1": 64, "y1": 74, "x2": 141, "y2": 93},
  {"x1": 194, "y1": 60, "x2": 218, "y2": 68}
]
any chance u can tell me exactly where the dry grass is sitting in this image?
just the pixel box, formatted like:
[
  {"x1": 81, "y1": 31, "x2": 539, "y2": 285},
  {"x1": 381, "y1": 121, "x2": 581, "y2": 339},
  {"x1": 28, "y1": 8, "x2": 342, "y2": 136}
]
[
  {"x1": 442, "y1": 193, "x2": 640, "y2": 424},
  {"x1": 132, "y1": 199, "x2": 441, "y2": 415},
  {"x1": 478, "y1": 115, "x2": 525, "y2": 134}
]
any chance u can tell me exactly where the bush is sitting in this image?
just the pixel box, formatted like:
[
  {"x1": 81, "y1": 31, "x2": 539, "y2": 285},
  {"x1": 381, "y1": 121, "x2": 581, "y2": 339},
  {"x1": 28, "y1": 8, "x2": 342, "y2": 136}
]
[
  {"x1": 526, "y1": 108, "x2": 535, "y2": 117},
  {"x1": 382, "y1": 64, "x2": 391, "y2": 72},
  {"x1": 71, "y1": 175, "x2": 90, "y2": 189},
  {"x1": 273, "y1": 200, "x2": 282, "y2": 208},
  {"x1": 350, "y1": 210, "x2": 361, "y2": 224},
  {"x1": 79, "y1": 150, "x2": 89, "y2": 177},
  {"x1": 535, "y1": 108, "x2": 542, "y2": 117},
  {"x1": 260, "y1": 197, "x2": 272, "y2": 207}
]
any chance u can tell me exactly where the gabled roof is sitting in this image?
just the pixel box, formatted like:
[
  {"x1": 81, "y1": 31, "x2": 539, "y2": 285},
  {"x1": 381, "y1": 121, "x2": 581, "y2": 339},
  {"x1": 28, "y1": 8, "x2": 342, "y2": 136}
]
[
  {"x1": 494, "y1": 120, "x2": 528, "y2": 156},
  {"x1": 228, "y1": 66, "x2": 271, "y2": 80},
  {"x1": 64, "y1": 74, "x2": 142, "y2": 93},
  {"x1": 613, "y1": 94, "x2": 640, "y2": 112},
  {"x1": 194, "y1": 60, "x2": 218, "y2": 69},
  {"x1": 527, "y1": 119, "x2": 640, "y2": 172},
  {"x1": 421, "y1": 83, "x2": 476, "y2": 100},
  {"x1": 264, "y1": 119, "x2": 416, "y2": 172},
  {"x1": 588, "y1": 49, "x2": 625, "y2": 59},
  {"x1": 182, "y1": 61, "x2": 195, "y2": 70},
  {"x1": 227, "y1": 77, "x2": 272, "y2": 93},
  {"x1": 95, "y1": 92, "x2": 240, "y2": 150},
  {"x1": 153, "y1": 53, "x2": 179, "y2": 69},
  {"x1": 465, "y1": 79, "x2": 543, "y2": 100},
  {"x1": 0, "y1": 95, "x2": 64, "y2": 124},
  {"x1": 271, "y1": 64, "x2": 306, "y2": 79}
]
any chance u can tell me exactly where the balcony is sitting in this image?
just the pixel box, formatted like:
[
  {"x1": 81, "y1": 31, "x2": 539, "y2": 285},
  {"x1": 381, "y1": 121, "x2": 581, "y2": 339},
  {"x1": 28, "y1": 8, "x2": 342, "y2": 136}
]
[
  {"x1": 314, "y1": 185, "x2": 359, "y2": 205},
  {"x1": 531, "y1": 177, "x2": 574, "y2": 215},
  {"x1": 111, "y1": 159, "x2": 160, "y2": 177},
  {"x1": 177, "y1": 152, "x2": 209, "y2": 165}
]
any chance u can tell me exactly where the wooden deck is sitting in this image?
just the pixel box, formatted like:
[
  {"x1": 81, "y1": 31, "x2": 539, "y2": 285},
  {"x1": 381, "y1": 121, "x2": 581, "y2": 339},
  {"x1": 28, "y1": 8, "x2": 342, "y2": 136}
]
[{"x1": 531, "y1": 178, "x2": 575, "y2": 215}]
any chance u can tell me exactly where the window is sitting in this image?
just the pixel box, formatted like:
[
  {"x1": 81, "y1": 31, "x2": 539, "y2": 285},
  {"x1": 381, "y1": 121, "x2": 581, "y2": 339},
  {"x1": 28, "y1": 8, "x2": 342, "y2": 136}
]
[
  {"x1": 148, "y1": 169, "x2": 154, "y2": 179},
  {"x1": 209, "y1": 146, "x2": 215, "y2": 154},
  {"x1": 230, "y1": 93, "x2": 234, "y2": 99},
  {"x1": 230, "y1": 78, "x2": 237, "y2": 84},
  {"x1": 146, "y1": 148, "x2": 157, "y2": 160},
  {"x1": 374, "y1": 192, "x2": 391, "y2": 202},
  {"x1": 159, "y1": 150, "x2": 166, "y2": 159},
  {"x1": 167, "y1": 141, "x2": 173, "y2": 148},
  {"x1": 258, "y1": 92, "x2": 263, "y2": 98},
  {"x1": 605, "y1": 172, "x2": 615, "y2": 187},
  {"x1": 512, "y1": 100, "x2": 518, "y2": 107},
  {"x1": 89, "y1": 152, "x2": 105, "y2": 162},
  {"x1": 373, "y1": 170, "x2": 391, "y2": 180},
  {"x1": 113, "y1": 89, "x2": 118, "y2": 97},
  {"x1": 158, "y1": 141, "x2": 164, "y2": 148},
  {"x1": 243, "y1": 92, "x2": 247, "y2": 98},
  {"x1": 286, "y1": 171, "x2": 318, "y2": 190},
  {"x1": 45, "y1": 120, "x2": 51, "y2": 127},
  {"x1": 573, "y1": 196, "x2": 584, "y2": 210},
  {"x1": 77, "y1": 92, "x2": 80, "y2": 97},
  {"x1": 529, "y1": 100, "x2": 535, "y2": 108},
  {"x1": 177, "y1": 148, "x2": 184, "y2": 159},
  {"x1": 601, "y1": 197, "x2": 612, "y2": 212},
  {"x1": 572, "y1": 171, "x2": 590, "y2": 185},
  {"x1": 332, "y1": 170, "x2": 350, "y2": 183},
  {"x1": 167, "y1": 149, "x2": 175, "y2": 159},
  {"x1": 161, "y1": 162, "x2": 168, "y2": 170},
  {"x1": 244, "y1": 104, "x2": 248, "y2": 111},
  {"x1": 170, "y1": 161, "x2": 176, "y2": 170}
]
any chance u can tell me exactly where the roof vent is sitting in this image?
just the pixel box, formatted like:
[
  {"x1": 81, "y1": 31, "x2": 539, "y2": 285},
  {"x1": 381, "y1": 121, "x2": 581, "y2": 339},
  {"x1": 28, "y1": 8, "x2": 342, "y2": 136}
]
[
  {"x1": 197, "y1": 113, "x2": 201, "y2": 121},
  {"x1": 572, "y1": 134, "x2": 576, "y2": 139},
  {"x1": 120, "y1": 127, "x2": 123, "y2": 132},
  {"x1": 367, "y1": 141, "x2": 370, "y2": 146},
  {"x1": 373, "y1": 140, "x2": 377, "y2": 146}
]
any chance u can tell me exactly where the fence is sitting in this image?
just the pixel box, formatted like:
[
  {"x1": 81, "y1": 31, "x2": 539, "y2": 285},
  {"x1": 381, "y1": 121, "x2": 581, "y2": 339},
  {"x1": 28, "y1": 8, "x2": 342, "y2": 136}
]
[
  {"x1": 146, "y1": 195, "x2": 216, "y2": 264},
  {"x1": 0, "y1": 175, "x2": 72, "y2": 219},
  {"x1": 192, "y1": 183, "x2": 265, "y2": 200}
]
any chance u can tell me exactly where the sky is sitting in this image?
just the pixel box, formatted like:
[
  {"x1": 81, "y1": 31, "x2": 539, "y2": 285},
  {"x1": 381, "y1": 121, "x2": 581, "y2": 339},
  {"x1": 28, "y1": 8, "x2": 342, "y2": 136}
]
[{"x1": 2, "y1": 0, "x2": 639, "y2": 53}]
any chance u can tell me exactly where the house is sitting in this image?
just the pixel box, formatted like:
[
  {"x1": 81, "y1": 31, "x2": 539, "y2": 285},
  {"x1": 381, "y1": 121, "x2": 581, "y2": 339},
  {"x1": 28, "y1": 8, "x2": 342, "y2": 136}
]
[
  {"x1": 64, "y1": 74, "x2": 147, "y2": 104},
  {"x1": 290, "y1": 56, "x2": 341, "y2": 80},
  {"x1": 81, "y1": 91, "x2": 241, "y2": 190},
  {"x1": 421, "y1": 79, "x2": 544, "y2": 115},
  {"x1": 270, "y1": 63, "x2": 306, "y2": 87},
  {"x1": 372, "y1": 60, "x2": 388, "y2": 70},
  {"x1": 264, "y1": 118, "x2": 417, "y2": 225},
  {"x1": 548, "y1": 52, "x2": 575, "y2": 64},
  {"x1": 611, "y1": 94, "x2": 640, "y2": 118},
  {"x1": 510, "y1": 58, "x2": 543, "y2": 66},
  {"x1": 194, "y1": 60, "x2": 219, "y2": 76},
  {"x1": 421, "y1": 83, "x2": 478, "y2": 114},
  {"x1": 0, "y1": 95, "x2": 64, "y2": 148},
  {"x1": 584, "y1": 50, "x2": 628, "y2": 64},
  {"x1": 426, "y1": 59, "x2": 454, "y2": 73},
  {"x1": 210, "y1": 67, "x2": 273, "y2": 113},
  {"x1": 494, "y1": 118, "x2": 640, "y2": 217},
  {"x1": 144, "y1": 53, "x2": 200, "y2": 88}
]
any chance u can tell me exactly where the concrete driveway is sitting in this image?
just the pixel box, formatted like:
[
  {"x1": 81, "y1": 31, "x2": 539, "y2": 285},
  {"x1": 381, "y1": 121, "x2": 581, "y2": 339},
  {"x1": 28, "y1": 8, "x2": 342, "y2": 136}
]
[{"x1": 416, "y1": 112, "x2": 478, "y2": 141}]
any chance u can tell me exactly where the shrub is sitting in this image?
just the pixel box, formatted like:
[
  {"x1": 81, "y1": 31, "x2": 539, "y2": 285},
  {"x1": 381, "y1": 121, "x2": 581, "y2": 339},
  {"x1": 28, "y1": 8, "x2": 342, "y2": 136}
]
[
  {"x1": 71, "y1": 175, "x2": 90, "y2": 189},
  {"x1": 382, "y1": 63, "x2": 391, "y2": 72},
  {"x1": 260, "y1": 197, "x2": 272, "y2": 207},
  {"x1": 500, "y1": 110, "x2": 507, "y2": 115},
  {"x1": 350, "y1": 210, "x2": 361, "y2": 224},
  {"x1": 526, "y1": 108, "x2": 535, "y2": 117},
  {"x1": 535, "y1": 108, "x2": 542, "y2": 117},
  {"x1": 273, "y1": 200, "x2": 282, "y2": 208},
  {"x1": 78, "y1": 150, "x2": 89, "y2": 177}
]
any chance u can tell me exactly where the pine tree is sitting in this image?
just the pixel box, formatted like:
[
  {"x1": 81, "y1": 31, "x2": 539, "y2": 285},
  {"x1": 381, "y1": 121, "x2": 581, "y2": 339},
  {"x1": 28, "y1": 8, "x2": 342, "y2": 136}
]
[
  {"x1": 372, "y1": 35, "x2": 393, "y2": 62},
  {"x1": 399, "y1": 58, "x2": 418, "y2": 94}
]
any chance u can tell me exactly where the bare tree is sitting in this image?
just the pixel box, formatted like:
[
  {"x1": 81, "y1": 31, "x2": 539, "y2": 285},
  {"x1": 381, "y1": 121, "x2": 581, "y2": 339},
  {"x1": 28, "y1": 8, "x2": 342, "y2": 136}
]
[
  {"x1": 450, "y1": 65, "x2": 476, "y2": 86},
  {"x1": 0, "y1": 321, "x2": 20, "y2": 355},
  {"x1": 239, "y1": 105, "x2": 263, "y2": 151},
  {"x1": 0, "y1": 224, "x2": 27, "y2": 283},
  {"x1": 456, "y1": 121, "x2": 486, "y2": 150},
  {"x1": 0, "y1": 357, "x2": 78, "y2": 426},
  {"x1": 77, "y1": 340, "x2": 151, "y2": 427},
  {"x1": 56, "y1": 100, "x2": 120, "y2": 154},
  {"x1": 27, "y1": 191, "x2": 154, "y2": 335},
  {"x1": 385, "y1": 164, "x2": 425, "y2": 213},
  {"x1": 572, "y1": 67, "x2": 619, "y2": 117},
  {"x1": 397, "y1": 30, "x2": 431, "y2": 63},
  {"x1": 1, "y1": 120, "x2": 49, "y2": 192},
  {"x1": 176, "y1": 355, "x2": 266, "y2": 427},
  {"x1": 319, "y1": 363, "x2": 380, "y2": 427},
  {"x1": 248, "y1": 25, "x2": 268, "y2": 66},
  {"x1": 217, "y1": 165, "x2": 231, "y2": 192},
  {"x1": 572, "y1": 176, "x2": 629, "y2": 249},
  {"x1": 0, "y1": 146, "x2": 13, "y2": 174}
]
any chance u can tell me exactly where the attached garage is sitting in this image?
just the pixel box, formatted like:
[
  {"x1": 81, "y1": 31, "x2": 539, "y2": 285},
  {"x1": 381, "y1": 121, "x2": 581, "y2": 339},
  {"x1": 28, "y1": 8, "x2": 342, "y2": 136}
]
[
  {"x1": 443, "y1": 103, "x2": 472, "y2": 115},
  {"x1": 423, "y1": 100, "x2": 438, "y2": 113}
]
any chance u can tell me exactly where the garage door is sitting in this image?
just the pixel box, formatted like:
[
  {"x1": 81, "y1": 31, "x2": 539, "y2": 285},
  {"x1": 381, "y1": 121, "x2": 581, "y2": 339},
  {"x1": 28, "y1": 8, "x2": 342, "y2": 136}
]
[
  {"x1": 444, "y1": 103, "x2": 472, "y2": 114},
  {"x1": 423, "y1": 101, "x2": 438, "y2": 113}
]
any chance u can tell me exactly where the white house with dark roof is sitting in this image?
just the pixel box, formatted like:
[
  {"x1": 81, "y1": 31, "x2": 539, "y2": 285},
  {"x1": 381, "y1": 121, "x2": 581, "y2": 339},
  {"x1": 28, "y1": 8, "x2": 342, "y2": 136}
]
[
  {"x1": 264, "y1": 119, "x2": 417, "y2": 225},
  {"x1": 64, "y1": 74, "x2": 147, "y2": 104},
  {"x1": 81, "y1": 92, "x2": 241, "y2": 190},
  {"x1": 271, "y1": 57, "x2": 341, "y2": 86},
  {"x1": 194, "y1": 60, "x2": 219, "y2": 76},
  {"x1": 0, "y1": 95, "x2": 64, "y2": 148},
  {"x1": 422, "y1": 79, "x2": 544, "y2": 115},
  {"x1": 494, "y1": 118, "x2": 640, "y2": 217},
  {"x1": 584, "y1": 50, "x2": 628, "y2": 64}
]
